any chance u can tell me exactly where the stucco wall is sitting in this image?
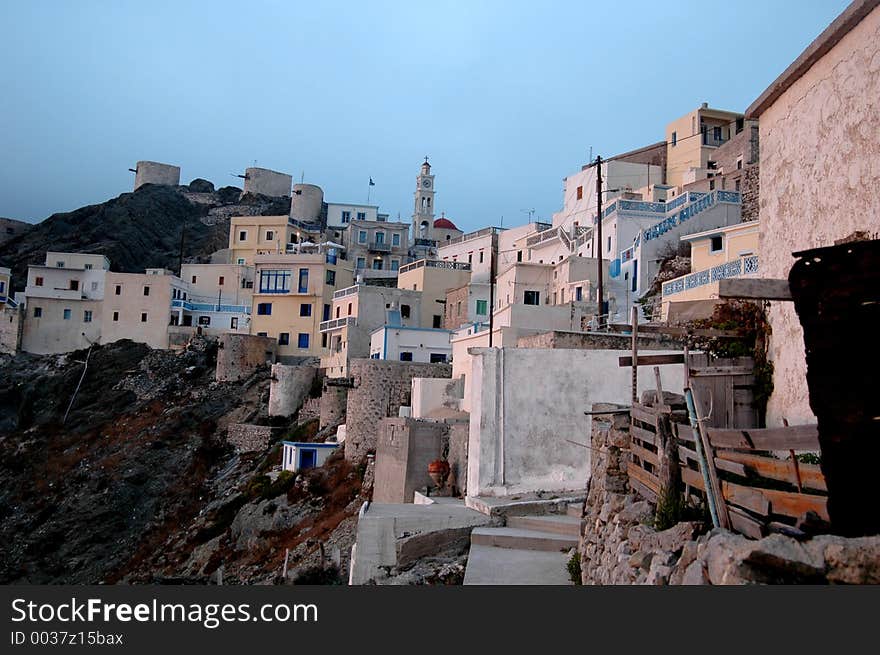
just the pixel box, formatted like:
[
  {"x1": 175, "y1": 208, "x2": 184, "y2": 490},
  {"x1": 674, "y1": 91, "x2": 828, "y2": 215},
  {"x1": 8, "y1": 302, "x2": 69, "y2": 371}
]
[
  {"x1": 467, "y1": 347, "x2": 685, "y2": 497},
  {"x1": 372, "y1": 418, "x2": 445, "y2": 504},
  {"x1": 268, "y1": 363, "x2": 316, "y2": 417},
  {"x1": 758, "y1": 5, "x2": 880, "y2": 426},
  {"x1": 134, "y1": 161, "x2": 180, "y2": 190}
]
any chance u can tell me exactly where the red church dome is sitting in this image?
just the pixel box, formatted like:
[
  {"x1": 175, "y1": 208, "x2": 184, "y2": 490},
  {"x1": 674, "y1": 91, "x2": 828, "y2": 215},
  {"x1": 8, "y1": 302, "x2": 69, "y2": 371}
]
[{"x1": 434, "y1": 217, "x2": 458, "y2": 230}]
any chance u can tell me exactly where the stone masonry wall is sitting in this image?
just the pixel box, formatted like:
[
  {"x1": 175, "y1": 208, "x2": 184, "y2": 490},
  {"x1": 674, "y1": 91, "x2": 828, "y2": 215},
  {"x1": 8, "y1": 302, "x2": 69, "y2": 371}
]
[
  {"x1": 227, "y1": 424, "x2": 273, "y2": 453},
  {"x1": 516, "y1": 330, "x2": 681, "y2": 350},
  {"x1": 577, "y1": 402, "x2": 880, "y2": 584},
  {"x1": 320, "y1": 382, "x2": 348, "y2": 429},
  {"x1": 0, "y1": 305, "x2": 22, "y2": 354},
  {"x1": 344, "y1": 359, "x2": 452, "y2": 461},
  {"x1": 216, "y1": 334, "x2": 277, "y2": 382}
]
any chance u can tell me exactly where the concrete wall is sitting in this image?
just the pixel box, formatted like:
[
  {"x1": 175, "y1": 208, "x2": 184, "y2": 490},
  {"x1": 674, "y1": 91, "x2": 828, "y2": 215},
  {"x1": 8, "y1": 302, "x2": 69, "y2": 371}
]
[
  {"x1": 757, "y1": 4, "x2": 880, "y2": 426},
  {"x1": 467, "y1": 347, "x2": 685, "y2": 497},
  {"x1": 216, "y1": 333, "x2": 277, "y2": 382},
  {"x1": 344, "y1": 359, "x2": 452, "y2": 461},
  {"x1": 243, "y1": 167, "x2": 291, "y2": 198},
  {"x1": 134, "y1": 161, "x2": 180, "y2": 190},
  {"x1": 370, "y1": 326, "x2": 452, "y2": 363},
  {"x1": 268, "y1": 364, "x2": 316, "y2": 417},
  {"x1": 0, "y1": 305, "x2": 22, "y2": 354},
  {"x1": 411, "y1": 376, "x2": 463, "y2": 419},
  {"x1": 373, "y1": 417, "x2": 446, "y2": 503},
  {"x1": 102, "y1": 272, "x2": 179, "y2": 350},
  {"x1": 21, "y1": 298, "x2": 102, "y2": 354}
]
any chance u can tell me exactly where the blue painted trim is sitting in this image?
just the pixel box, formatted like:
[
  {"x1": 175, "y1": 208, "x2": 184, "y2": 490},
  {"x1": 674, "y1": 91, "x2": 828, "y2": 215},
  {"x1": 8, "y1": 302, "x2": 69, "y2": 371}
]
[{"x1": 282, "y1": 441, "x2": 339, "y2": 448}]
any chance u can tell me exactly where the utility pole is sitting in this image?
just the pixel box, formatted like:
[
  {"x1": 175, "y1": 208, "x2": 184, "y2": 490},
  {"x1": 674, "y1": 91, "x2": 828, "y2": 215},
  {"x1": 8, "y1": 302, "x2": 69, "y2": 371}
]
[
  {"x1": 595, "y1": 155, "x2": 604, "y2": 327},
  {"x1": 488, "y1": 233, "x2": 496, "y2": 347}
]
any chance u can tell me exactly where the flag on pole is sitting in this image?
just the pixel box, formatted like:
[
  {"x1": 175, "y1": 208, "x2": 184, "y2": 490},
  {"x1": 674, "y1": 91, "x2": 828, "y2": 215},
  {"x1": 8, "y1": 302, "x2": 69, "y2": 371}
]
[{"x1": 369, "y1": 177, "x2": 375, "y2": 186}]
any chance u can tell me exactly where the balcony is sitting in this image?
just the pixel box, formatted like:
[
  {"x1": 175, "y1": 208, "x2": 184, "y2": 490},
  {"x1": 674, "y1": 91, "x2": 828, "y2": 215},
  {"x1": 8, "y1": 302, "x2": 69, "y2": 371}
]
[
  {"x1": 333, "y1": 285, "x2": 360, "y2": 300},
  {"x1": 171, "y1": 299, "x2": 251, "y2": 314},
  {"x1": 662, "y1": 255, "x2": 759, "y2": 297},
  {"x1": 413, "y1": 238, "x2": 437, "y2": 248},
  {"x1": 368, "y1": 241, "x2": 391, "y2": 253},
  {"x1": 320, "y1": 316, "x2": 355, "y2": 332},
  {"x1": 398, "y1": 259, "x2": 471, "y2": 274},
  {"x1": 445, "y1": 226, "x2": 504, "y2": 247}
]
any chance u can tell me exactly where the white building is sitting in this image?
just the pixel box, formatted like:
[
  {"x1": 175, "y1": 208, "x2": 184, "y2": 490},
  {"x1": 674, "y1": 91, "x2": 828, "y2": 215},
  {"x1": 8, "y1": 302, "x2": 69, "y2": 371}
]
[
  {"x1": 369, "y1": 325, "x2": 452, "y2": 363},
  {"x1": 326, "y1": 202, "x2": 384, "y2": 229},
  {"x1": 281, "y1": 441, "x2": 339, "y2": 472}
]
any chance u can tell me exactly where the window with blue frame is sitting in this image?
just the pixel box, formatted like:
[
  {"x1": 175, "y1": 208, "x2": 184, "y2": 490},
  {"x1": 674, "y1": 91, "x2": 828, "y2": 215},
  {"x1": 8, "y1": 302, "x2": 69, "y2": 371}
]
[
  {"x1": 259, "y1": 269, "x2": 290, "y2": 293},
  {"x1": 358, "y1": 231, "x2": 367, "y2": 243},
  {"x1": 341, "y1": 211, "x2": 351, "y2": 223},
  {"x1": 278, "y1": 333, "x2": 290, "y2": 346},
  {"x1": 357, "y1": 211, "x2": 366, "y2": 221},
  {"x1": 300, "y1": 303, "x2": 312, "y2": 317},
  {"x1": 297, "y1": 333, "x2": 310, "y2": 349},
  {"x1": 392, "y1": 233, "x2": 400, "y2": 246},
  {"x1": 399, "y1": 352, "x2": 413, "y2": 361},
  {"x1": 575, "y1": 286, "x2": 582, "y2": 302},
  {"x1": 257, "y1": 303, "x2": 272, "y2": 315},
  {"x1": 298, "y1": 268, "x2": 309, "y2": 293},
  {"x1": 63, "y1": 308, "x2": 71, "y2": 320}
]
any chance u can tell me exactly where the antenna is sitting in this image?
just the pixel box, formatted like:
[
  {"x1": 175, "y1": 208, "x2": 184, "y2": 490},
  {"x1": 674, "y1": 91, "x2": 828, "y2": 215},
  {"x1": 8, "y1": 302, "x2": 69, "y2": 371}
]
[{"x1": 521, "y1": 208, "x2": 536, "y2": 222}]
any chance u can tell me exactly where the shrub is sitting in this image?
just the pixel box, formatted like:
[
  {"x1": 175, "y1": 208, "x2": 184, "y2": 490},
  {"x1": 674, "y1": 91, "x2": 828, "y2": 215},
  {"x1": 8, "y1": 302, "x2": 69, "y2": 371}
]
[{"x1": 567, "y1": 551, "x2": 582, "y2": 585}]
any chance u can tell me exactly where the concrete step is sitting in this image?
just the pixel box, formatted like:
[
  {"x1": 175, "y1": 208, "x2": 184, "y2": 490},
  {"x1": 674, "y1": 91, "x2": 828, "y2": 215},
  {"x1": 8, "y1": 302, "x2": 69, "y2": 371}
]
[
  {"x1": 566, "y1": 502, "x2": 583, "y2": 518},
  {"x1": 507, "y1": 514, "x2": 582, "y2": 537},
  {"x1": 465, "y1": 493, "x2": 586, "y2": 518},
  {"x1": 463, "y1": 544, "x2": 572, "y2": 585},
  {"x1": 470, "y1": 526, "x2": 578, "y2": 552}
]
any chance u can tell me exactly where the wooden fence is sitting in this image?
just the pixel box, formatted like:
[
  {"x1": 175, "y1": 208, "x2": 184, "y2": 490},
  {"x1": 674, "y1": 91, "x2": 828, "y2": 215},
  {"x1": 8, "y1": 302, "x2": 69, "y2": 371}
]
[{"x1": 628, "y1": 402, "x2": 828, "y2": 538}]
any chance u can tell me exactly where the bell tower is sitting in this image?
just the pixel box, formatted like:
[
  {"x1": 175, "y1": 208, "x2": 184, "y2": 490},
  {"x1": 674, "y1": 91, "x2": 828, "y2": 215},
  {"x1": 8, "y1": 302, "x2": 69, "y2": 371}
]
[{"x1": 413, "y1": 156, "x2": 435, "y2": 242}]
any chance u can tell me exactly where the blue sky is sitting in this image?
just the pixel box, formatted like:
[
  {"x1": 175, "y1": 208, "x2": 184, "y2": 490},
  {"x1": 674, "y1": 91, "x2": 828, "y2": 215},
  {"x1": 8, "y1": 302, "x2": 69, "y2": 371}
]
[{"x1": 0, "y1": 0, "x2": 850, "y2": 231}]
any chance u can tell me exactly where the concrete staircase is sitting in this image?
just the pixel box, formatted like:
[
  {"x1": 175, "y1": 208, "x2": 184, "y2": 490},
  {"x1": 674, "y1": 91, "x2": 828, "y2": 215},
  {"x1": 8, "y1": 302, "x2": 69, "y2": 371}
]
[{"x1": 463, "y1": 504, "x2": 583, "y2": 585}]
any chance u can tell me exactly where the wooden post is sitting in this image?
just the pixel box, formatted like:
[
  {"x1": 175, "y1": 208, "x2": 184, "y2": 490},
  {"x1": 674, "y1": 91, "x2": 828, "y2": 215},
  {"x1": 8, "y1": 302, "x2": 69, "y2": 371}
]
[
  {"x1": 653, "y1": 365, "x2": 664, "y2": 406},
  {"x1": 687, "y1": 387, "x2": 731, "y2": 529},
  {"x1": 631, "y1": 306, "x2": 639, "y2": 404}
]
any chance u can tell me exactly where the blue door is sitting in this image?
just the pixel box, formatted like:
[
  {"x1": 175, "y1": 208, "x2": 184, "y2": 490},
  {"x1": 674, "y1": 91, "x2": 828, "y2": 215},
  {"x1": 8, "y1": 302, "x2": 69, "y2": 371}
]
[{"x1": 299, "y1": 449, "x2": 317, "y2": 470}]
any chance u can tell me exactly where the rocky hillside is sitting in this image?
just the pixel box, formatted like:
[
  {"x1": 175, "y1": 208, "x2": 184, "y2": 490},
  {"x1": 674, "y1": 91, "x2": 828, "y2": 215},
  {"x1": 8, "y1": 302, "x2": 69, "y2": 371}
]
[
  {"x1": 0, "y1": 181, "x2": 291, "y2": 291},
  {"x1": 0, "y1": 339, "x2": 363, "y2": 585}
]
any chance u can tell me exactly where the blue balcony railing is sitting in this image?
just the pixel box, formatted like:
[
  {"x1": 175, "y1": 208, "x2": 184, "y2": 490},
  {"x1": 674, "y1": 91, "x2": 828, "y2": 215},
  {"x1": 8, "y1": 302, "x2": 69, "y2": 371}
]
[{"x1": 662, "y1": 255, "x2": 759, "y2": 297}]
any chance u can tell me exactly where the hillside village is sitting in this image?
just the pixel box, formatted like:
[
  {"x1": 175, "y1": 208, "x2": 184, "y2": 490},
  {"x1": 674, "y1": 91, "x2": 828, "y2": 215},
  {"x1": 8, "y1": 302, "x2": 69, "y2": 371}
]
[{"x1": 1, "y1": 0, "x2": 879, "y2": 585}]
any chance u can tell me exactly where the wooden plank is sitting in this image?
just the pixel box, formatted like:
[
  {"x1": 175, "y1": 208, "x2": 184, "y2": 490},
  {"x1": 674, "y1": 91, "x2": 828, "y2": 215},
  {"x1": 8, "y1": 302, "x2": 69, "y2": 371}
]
[
  {"x1": 715, "y1": 451, "x2": 826, "y2": 492},
  {"x1": 761, "y1": 487, "x2": 829, "y2": 522},
  {"x1": 630, "y1": 424, "x2": 657, "y2": 446},
  {"x1": 689, "y1": 366, "x2": 755, "y2": 377},
  {"x1": 673, "y1": 422, "x2": 696, "y2": 443},
  {"x1": 718, "y1": 277, "x2": 793, "y2": 301},
  {"x1": 631, "y1": 306, "x2": 639, "y2": 404},
  {"x1": 631, "y1": 442, "x2": 659, "y2": 466},
  {"x1": 628, "y1": 464, "x2": 660, "y2": 494},
  {"x1": 619, "y1": 354, "x2": 685, "y2": 367},
  {"x1": 722, "y1": 480, "x2": 771, "y2": 516},
  {"x1": 727, "y1": 505, "x2": 765, "y2": 539},
  {"x1": 714, "y1": 457, "x2": 748, "y2": 477},
  {"x1": 630, "y1": 477, "x2": 659, "y2": 503},
  {"x1": 630, "y1": 404, "x2": 658, "y2": 428},
  {"x1": 678, "y1": 445, "x2": 699, "y2": 466},
  {"x1": 708, "y1": 424, "x2": 820, "y2": 451},
  {"x1": 680, "y1": 466, "x2": 706, "y2": 491},
  {"x1": 690, "y1": 386, "x2": 731, "y2": 529}
]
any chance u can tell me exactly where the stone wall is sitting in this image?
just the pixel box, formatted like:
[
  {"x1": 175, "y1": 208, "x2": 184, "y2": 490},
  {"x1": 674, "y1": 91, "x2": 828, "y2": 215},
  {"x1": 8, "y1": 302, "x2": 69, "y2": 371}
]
[
  {"x1": 243, "y1": 167, "x2": 292, "y2": 198},
  {"x1": 444, "y1": 284, "x2": 469, "y2": 329},
  {"x1": 134, "y1": 161, "x2": 180, "y2": 190},
  {"x1": 227, "y1": 424, "x2": 273, "y2": 453},
  {"x1": 268, "y1": 364, "x2": 316, "y2": 417},
  {"x1": 577, "y1": 402, "x2": 880, "y2": 584},
  {"x1": 319, "y1": 381, "x2": 348, "y2": 429},
  {"x1": 373, "y1": 418, "x2": 446, "y2": 504},
  {"x1": 344, "y1": 359, "x2": 452, "y2": 461},
  {"x1": 0, "y1": 305, "x2": 22, "y2": 354},
  {"x1": 740, "y1": 163, "x2": 760, "y2": 222},
  {"x1": 216, "y1": 334, "x2": 277, "y2": 382},
  {"x1": 515, "y1": 330, "x2": 681, "y2": 350},
  {"x1": 757, "y1": 5, "x2": 880, "y2": 427}
]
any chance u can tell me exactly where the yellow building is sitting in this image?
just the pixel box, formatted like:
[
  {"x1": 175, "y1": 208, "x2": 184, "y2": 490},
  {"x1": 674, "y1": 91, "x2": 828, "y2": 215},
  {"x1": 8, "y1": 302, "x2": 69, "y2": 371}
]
[
  {"x1": 396, "y1": 259, "x2": 471, "y2": 328},
  {"x1": 250, "y1": 252, "x2": 353, "y2": 358},
  {"x1": 665, "y1": 104, "x2": 744, "y2": 191},
  {"x1": 659, "y1": 221, "x2": 760, "y2": 322},
  {"x1": 229, "y1": 215, "x2": 322, "y2": 266},
  {"x1": 0, "y1": 266, "x2": 10, "y2": 304}
]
